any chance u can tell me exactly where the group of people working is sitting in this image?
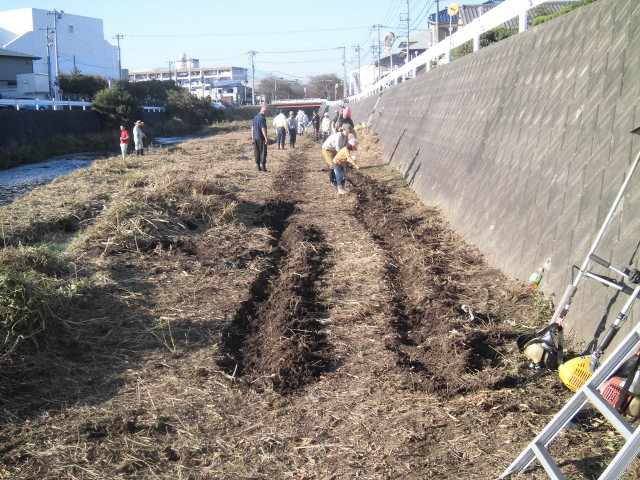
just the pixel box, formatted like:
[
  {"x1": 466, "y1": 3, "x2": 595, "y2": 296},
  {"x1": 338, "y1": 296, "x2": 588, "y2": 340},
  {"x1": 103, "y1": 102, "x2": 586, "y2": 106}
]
[
  {"x1": 252, "y1": 105, "x2": 360, "y2": 194},
  {"x1": 272, "y1": 109, "x2": 310, "y2": 149}
]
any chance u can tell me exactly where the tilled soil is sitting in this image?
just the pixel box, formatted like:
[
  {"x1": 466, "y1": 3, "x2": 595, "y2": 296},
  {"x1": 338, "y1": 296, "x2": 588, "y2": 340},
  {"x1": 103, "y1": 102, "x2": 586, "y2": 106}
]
[{"x1": 0, "y1": 126, "x2": 638, "y2": 479}]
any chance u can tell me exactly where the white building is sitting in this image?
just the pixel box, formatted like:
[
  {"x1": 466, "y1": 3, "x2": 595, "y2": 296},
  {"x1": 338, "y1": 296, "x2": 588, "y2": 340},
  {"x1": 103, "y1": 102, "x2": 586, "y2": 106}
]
[
  {"x1": 0, "y1": 8, "x2": 119, "y2": 97},
  {"x1": 129, "y1": 57, "x2": 248, "y2": 102}
]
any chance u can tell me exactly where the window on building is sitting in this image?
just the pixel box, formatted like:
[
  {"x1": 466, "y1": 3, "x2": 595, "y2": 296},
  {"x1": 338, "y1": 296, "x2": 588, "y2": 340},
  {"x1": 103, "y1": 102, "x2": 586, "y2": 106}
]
[{"x1": 68, "y1": 25, "x2": 74, "y2": 33}]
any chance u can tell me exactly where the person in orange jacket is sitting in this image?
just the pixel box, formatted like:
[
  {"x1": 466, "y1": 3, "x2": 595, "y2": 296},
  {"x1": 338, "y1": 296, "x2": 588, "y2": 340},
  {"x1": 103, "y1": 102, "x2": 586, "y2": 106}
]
[{"x1": 333, "y1": 140, "x2": 360, "y2": 195}]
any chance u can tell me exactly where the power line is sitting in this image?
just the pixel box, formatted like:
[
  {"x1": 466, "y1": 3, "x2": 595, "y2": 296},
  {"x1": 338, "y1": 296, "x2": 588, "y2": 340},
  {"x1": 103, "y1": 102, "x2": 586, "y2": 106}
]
[
  {"x1": 123, "y1": 25, "x2": 376, "y2": 38},
  {"x1": 258, "y1": 47, "x2": 343, "y2": 55}
]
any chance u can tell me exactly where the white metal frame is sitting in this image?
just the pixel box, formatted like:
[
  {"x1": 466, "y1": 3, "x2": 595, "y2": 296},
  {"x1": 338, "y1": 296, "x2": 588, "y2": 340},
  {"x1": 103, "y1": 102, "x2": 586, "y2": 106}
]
[
  {"x1": 501, "y1": 319, "x2": 640, "y2": 480},
  {"x1": 350, "y1": 0, "x2": 563, "y2": 101}
]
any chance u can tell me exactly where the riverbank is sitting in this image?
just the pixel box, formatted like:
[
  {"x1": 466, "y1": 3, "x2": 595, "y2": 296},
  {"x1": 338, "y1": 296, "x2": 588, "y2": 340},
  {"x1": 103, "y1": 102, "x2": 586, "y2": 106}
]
[
  {"x1": 0, "y1": 125, "x2": 636, "y2": 479},
  {"x1": 0, "y1": 119, "x2": 233, "y2": 171},
  {"x1": 0, "y1": 103, "x2": 259, "y2": 170}
]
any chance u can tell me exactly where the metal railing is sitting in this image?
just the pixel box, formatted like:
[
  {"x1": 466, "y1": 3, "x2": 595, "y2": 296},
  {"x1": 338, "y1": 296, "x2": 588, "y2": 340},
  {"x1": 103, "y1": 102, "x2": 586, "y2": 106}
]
[
  {"x1": 0, "y1": 99, "x2": 165, "y2": 112},
  {"x1": 349, "y1": 0, "x2": 559, "y2": 102},
  {"x1": 0, "y1": 98, "x2": 92, "y2": 110}
]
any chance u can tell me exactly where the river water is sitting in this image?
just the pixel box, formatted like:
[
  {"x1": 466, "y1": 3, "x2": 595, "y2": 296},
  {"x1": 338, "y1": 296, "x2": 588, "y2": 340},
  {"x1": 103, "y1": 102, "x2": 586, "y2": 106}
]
[{"x1": 0, "y1": 136, "x2": 200, "y2": 207}]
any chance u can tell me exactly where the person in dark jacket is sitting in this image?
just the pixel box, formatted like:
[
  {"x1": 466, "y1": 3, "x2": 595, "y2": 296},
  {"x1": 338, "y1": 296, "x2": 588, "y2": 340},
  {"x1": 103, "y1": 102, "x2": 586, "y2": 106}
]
[
  {"x1": 286, "y1": 111, "x2": 297, "y2": 148},
  {"x1": 308, "y1": 110, "x2": 321, "y2": 142},
  {"x1": 252, "y1": 106, "x2": 269, "y2": 171},
  {"x1": 340, "y1": 106, "x2": 354, "y2": 130}
]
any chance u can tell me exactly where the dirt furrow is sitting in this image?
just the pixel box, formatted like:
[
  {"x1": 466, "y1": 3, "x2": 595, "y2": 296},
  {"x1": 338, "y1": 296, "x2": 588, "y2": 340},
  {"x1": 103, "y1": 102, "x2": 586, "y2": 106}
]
[{"x1": 0, "y1": 127, "x2": 637, "y2": 480}]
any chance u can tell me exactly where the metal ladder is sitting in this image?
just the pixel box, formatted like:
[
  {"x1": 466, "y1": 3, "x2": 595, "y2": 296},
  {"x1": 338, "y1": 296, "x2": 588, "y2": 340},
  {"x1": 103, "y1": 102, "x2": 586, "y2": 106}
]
[{"x1": 500, "y1": 316, "x2": 640, "y2": 479}]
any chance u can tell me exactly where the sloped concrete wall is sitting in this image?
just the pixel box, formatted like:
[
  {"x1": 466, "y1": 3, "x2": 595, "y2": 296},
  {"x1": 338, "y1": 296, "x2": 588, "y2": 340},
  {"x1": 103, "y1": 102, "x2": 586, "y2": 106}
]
[{"x1": 349, "y1": 0, "x2": 640, "y2": 346}]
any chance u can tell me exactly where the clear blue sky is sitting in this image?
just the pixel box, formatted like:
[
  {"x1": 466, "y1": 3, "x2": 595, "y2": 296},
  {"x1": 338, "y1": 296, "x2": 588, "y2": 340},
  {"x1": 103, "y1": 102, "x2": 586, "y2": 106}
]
[{"x1": 2, "y1": 0, "x2": 446, "y2": 81}]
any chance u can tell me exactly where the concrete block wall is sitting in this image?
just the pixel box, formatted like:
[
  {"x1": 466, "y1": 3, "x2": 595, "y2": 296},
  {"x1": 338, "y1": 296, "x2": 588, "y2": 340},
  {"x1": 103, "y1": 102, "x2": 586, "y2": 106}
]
[
  {"x1": 0, "y1": 110, "x2": 102, "y2": 150},
  {"x1": 348, "y1": 0, "x2": 640, "y2": 348}
]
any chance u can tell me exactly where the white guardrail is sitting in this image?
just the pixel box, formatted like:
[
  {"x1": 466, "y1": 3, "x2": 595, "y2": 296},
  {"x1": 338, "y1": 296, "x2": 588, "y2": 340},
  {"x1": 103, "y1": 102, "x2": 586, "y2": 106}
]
[
  {"x1": 349, "y1": 0, "x2": 556, "y2": 102},
  {"x1": 0, "y1": 98, "x2": 91, "y2": 110},
  {"x1": 0, "y1": 99, "x2": 165, "y2": 112}
]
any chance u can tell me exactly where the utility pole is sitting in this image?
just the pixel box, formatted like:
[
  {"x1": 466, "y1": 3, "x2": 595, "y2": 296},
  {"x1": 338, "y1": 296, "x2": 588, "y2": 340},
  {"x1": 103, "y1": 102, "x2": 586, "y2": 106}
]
[
  {"x1": 167, "y1": 61, "x2": 174, "y2": 83},
  {"x1": 435, "y1": 0, "x2": 440, "y2": 45},
  {"x1": 114, "y1": 34, "x2": 124, "y2": 79},
  {"x1": 47, "y1": 9, "x2": 63, "y2": 101},
  {"x1": 372, "y1": 24, "x2": 382, "y2": 80},
  {"x1": 405, "y1": 0, "x2": 410, "y2": 63},
  {"x1": 40, "y1": 27, "x2": 54, "y2": 97},
  {"x1": 352, "y1": 45, "x2": 361, "y2": 93},
  {"x1": 187, "y1": 58, "x2": 192, "y2": 96},
  {"x1": 340, "y1": 46, "x2": 347, "y2": 99},
  {"x1": 248, "y1": 51, "x2": 256, "y2": 105}
]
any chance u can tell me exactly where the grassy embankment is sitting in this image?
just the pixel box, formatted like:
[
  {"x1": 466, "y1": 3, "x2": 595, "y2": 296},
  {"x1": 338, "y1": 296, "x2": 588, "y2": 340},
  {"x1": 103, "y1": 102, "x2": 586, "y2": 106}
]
[
  {"x1": 0, "y1": 120, "x2": 250, "y2": 387},
  {"x1": 0, "y1": 105, "x2": 260, "y2": 170}
]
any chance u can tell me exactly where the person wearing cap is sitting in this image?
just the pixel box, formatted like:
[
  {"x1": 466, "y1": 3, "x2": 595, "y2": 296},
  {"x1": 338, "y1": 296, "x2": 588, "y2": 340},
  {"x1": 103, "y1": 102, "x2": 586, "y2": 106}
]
[
  {"x1": 133, "y1": 120, "x2": 145, "y2": 156},
  {"x1": 321, "y1": 112, "x2": 332, "y2": 141},
  {"x1": 321, "y1": 125, "x2": 353, "y2": 186},
  {"x1": 252, "y1": 106, "x2": 269, "y2": 171},
  {"x1": 286, "y1": 111, "x2": 297, "y2": 148},
  {"x1": 338, "y1": 106, "x2": 354, "y2": 130},
  {"x1": 321, "y1": 126, "x2": 351, "y2": 168},
  {"x1": 332, "y1": 141, "x2": 360, "y2": 195},
  {"x1": 273, "y1": 110, "x2": 287, "y2": 150}
]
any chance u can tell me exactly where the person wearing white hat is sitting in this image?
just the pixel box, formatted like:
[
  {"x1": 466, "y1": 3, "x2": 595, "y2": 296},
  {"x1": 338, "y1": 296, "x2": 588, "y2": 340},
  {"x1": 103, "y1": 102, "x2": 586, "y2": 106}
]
[
  {"x1": 133, "y1": 120, "x2": 145, "y2": 156},
  {"x1": 286, "y1": 111, "x2": 297, "y2": 148},
  {"x1": 321, "y1": 112, "x2": 332, "y2": 141}
]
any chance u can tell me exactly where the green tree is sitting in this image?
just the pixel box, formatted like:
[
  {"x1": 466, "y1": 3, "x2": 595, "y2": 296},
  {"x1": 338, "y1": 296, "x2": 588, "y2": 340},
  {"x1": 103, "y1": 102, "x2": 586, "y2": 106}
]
[
  {"x1": 532, "y1": 0, "x2": 599, "y2": 27},
  {"x1": 259, "y1": 76, "x2": 304, "y2": 101},
  {"x1": 91, "y1": 87, "x2": 143, "y2": 128},
  {"x1": 306, "y1": 74, "x2": 342, "y2": 100},
  {"x1": 165, "y1": 89, "x2": 217, "y2": 127},
  {"x1": 114, "y1": 79, "x2": 182, "y2": 103},
  {"x1": 58, "y1": 69, "x2": 108, "y2": 99}
]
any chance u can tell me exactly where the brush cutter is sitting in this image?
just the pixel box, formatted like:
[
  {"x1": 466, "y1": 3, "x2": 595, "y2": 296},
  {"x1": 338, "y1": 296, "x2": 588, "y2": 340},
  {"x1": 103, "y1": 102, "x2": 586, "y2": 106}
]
[
  {"x1": 557, "y1": 281, "x2": 640, "y2": 391},
  {"x1": 517, "y1": 141, "x2": 640, "y2": 372},
  {"x1": 598, "y1": 351, "x2": 640, "y2": 417}
]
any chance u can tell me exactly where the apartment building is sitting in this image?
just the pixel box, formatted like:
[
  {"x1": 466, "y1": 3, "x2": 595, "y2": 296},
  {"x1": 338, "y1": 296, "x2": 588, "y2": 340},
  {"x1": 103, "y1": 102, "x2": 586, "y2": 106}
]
[
  {"x1": 0, "y1": 7, "x2": 119, "y2": 97},
  {"x1": 129, "y1": 60, "x2": 249, "y2": 103}
]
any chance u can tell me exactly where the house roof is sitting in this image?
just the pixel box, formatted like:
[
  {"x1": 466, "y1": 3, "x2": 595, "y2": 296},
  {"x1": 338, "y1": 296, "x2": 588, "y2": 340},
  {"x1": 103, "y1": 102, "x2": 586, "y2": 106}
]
[
  {"x1": 378, "y1": 53, "x2": 407, "y2": 68},
  {"x1": 0, "y1": 47, "x2": 40, "y2": 60},
  {"x1": 457, "y1": 0, "x2": 577, "y2": 30}
]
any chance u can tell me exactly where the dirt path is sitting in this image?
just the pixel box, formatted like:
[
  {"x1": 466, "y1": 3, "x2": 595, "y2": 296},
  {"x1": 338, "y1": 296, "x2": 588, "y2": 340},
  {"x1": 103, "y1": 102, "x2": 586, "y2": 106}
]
[{"x1": 0, "y1": 127, "x2": 637, "y2": 479}]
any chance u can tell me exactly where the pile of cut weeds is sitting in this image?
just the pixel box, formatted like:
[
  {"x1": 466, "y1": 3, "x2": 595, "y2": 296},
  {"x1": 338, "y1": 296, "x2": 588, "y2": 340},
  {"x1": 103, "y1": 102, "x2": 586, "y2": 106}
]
[{"x1": 0, "y1": 128, "x2": 637, "y2": 480}]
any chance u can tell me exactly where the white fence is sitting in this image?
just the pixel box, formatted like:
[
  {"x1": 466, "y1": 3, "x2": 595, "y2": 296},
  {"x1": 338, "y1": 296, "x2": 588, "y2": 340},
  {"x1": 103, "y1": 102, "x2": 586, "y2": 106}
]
[
  {"x1": 0, "y1": 99, "x2": 165, "y2": 112},
  {"x1": 350, "y1": 0, "x2": 560, "y2": 102},
  {"x1": 0, "y1": 98, "x2": 91, "y2": 111}
]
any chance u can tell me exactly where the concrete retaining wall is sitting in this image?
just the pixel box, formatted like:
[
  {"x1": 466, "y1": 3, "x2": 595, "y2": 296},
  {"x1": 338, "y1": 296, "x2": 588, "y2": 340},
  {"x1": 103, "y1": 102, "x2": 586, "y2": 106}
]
[
  {"x1": 0, "y1": 110, "x2": 174, "y2": 151},
  {"x1": 349, "y1": 0, "x2": 640, "y2": 346},
  {"x1": 0, "y1": 110, "x2": 102, "y2": 149}
]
